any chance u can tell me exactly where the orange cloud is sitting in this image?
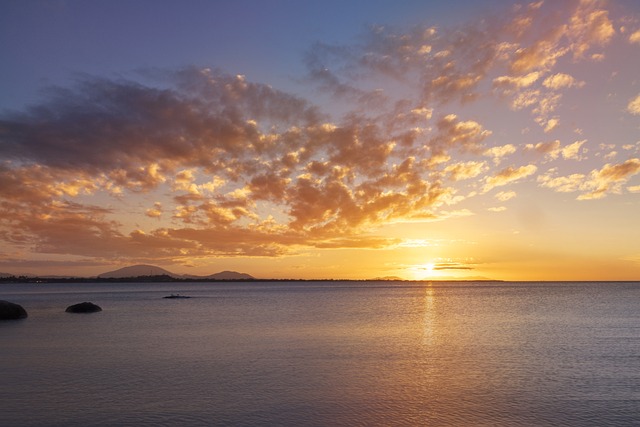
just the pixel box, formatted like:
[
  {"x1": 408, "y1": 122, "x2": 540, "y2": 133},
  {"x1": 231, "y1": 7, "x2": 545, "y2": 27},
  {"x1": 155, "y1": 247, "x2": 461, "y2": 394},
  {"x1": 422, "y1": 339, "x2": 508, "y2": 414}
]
[
  {"x1": 526, "y1": 140, "x2": 562, "y2": 159},
  {"x1": 444, "y1": 161, "x2": 488, "y2": 181},
  {"x1": 628, "y1": 94, "x2": 640, "y2": 115},
  {"x1": 568, "y1": 0, "x2": 615, "y2": 59},
  {"x1": 495, "y1": 190, "x2": 517, "y2": 201},
  {"x1": 537, "y1": 169, "x2": 586, "y2": 192},
  {"x1": 561, "y1": 140, "x2": 587, "y2": 160},
  {"x1": 542, "y1": 73, "x2": 585, "y2": 89},
  {"x1": 539, "y1": 159, "x2": 640, "y2": 199},
  {"x1": 578, "y1": 158, "x2": 640, "y2": 199},
  {"x1": 509, "y1": 26, "x2": 567, "y2": 75},
  {"x1": 526, "y1": 139, "x2": 587, "y2": 160},
  {"x1": 484, "y1": 165, "x2": 538, "y2": 192},
  {"x1": 484, "y1": 144, "x2": 517, "y2": 165},
  {"x1": 432, "y1": 114, "x2": 492, "y2": 154},
  {"x1": 145, "y1": 203, "x2": 163, "y2": 218},
  {"x1": 493, "y1": 72, "x2": 542, "y2": 90}
]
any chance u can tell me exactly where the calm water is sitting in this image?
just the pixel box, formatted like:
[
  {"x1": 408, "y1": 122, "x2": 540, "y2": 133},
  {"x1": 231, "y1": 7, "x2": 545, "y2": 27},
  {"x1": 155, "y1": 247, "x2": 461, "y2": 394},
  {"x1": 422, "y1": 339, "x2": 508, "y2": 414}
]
[{"x1": 1, "y1": 281, "x2": 639, "y2": 426}]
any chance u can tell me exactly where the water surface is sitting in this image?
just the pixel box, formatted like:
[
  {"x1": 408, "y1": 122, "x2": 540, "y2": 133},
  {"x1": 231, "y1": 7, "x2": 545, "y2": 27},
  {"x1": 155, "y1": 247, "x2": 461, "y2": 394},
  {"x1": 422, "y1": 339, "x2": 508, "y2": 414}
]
[{"x1": 2, "y1": 281, "x2": 639, "y2": 426}]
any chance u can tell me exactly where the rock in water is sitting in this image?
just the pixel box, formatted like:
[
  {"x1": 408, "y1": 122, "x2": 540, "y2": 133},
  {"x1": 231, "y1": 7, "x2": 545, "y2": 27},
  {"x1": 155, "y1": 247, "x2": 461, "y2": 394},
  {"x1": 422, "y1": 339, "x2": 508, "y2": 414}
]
[
  {"x1": 65, "y1": 302, "x2": 102, "y2": 313},
  {"x1": 0, "y1": 300, "x2": 28, "y2": 320}
]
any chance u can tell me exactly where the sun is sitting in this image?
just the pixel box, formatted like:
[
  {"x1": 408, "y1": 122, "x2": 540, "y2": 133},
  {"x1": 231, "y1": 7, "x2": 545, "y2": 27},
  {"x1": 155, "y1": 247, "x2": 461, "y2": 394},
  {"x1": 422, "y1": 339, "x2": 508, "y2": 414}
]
[
  {"x1": 425, "y1": 262, "x2": 435, "y2": 275},
  {"x1": 410, "y1": 262, "x2": 437, "y2": 280}
]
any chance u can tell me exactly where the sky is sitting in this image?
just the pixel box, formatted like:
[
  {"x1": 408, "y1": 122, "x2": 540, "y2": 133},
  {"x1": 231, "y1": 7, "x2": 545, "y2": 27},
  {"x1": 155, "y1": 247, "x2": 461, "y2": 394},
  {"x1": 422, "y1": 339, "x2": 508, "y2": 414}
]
[{"x1": 1, "y1": 0, "x2": 639, "y2": 281}]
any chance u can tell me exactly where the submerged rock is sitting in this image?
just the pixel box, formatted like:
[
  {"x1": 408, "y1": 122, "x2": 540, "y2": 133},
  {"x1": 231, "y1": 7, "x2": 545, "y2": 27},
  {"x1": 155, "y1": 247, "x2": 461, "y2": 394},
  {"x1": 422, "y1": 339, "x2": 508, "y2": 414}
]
[
  {"x1": 0, "y1": 300, "x2": 28, "y2": 320},
  {"x1": 163, "y1": 294, "x2": 191, "y2": 299},
  {"x1": 65, "y1": 302, "x2": 102, "y2": 313}
]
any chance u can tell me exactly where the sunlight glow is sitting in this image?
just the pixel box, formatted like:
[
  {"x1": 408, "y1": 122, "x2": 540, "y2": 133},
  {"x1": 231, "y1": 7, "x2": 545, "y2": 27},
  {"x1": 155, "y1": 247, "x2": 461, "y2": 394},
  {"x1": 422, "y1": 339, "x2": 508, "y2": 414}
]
[{"x1": 411, "y1": 262, "x2": 438, "y2": 280}]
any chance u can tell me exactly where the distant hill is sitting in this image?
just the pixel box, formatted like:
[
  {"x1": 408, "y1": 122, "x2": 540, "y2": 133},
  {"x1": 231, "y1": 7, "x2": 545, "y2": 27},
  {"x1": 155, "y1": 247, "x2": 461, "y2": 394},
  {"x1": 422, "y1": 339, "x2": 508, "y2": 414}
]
[
  {"x1": 98, "y1": 264, "x2": 180, "y2": 279},
  {"x1": 203, "y1": 271, "x2": 254, "y2": 280},
  {"x1": 0, "y1": 272, "x2": 14, "y2": 278},
  {"x1": 98, "y1": 265, "x2": 254, "y2": 280}
]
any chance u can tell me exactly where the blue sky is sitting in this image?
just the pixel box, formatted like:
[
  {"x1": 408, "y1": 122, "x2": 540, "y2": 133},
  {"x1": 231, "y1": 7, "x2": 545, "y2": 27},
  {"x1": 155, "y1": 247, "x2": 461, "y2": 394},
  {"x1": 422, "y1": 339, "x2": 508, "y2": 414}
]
[{"x1": 1, "y1": 0, "x2": 493, "y2": 110}]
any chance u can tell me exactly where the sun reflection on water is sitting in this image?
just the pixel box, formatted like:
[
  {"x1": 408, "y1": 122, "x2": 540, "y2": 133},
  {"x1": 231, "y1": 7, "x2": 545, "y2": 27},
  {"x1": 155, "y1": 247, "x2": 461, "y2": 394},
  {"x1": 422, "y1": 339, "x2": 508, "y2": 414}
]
[{"x1": 422, "y1": 283, "x2": 437, "y2": 345}]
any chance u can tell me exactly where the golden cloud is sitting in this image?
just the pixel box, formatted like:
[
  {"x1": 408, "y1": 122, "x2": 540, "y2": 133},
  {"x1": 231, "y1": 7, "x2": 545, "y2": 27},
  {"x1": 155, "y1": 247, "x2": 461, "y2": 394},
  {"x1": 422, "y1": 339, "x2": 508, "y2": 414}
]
[
  {"x1": 542, "y1": 73, "x2": 585, "y2": 90},
  {"x1": 537, "y1": 170, "x2": 586, "y2": 192},
  {"x1": 539, "y1": 159, "x2": 640, "y2": 199},
  {"x1": 525, "y1": 139, "x2": 586, "y2": 161},
  {"x1": 444, "y1": 161, "x2": 488, "y2": 181},
  {"x1": 628, "y1": 94, "x2": 640, "y2": 115},
  {"x1": 568, "y1": 0, "x2": 615, "y2": 59},
  {"x1": 495, "y1": 190, "x2": 517, "y2": 202},
  {"x1": 484, "y1": 144, "x2": 517, "y2": 165},
  {"x1": 484, "y1": 165, "x2": 538, "y2": 192},
  {"x1": 145, "y1": 203, "x2": 163, "y2": 218}
]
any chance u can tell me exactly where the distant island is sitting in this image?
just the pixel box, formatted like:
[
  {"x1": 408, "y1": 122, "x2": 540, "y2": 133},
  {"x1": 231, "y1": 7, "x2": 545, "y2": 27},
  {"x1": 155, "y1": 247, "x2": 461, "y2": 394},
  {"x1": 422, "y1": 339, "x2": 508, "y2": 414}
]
[{"x1": 97, "y1": 264, "x2": 254, "y2": 280}]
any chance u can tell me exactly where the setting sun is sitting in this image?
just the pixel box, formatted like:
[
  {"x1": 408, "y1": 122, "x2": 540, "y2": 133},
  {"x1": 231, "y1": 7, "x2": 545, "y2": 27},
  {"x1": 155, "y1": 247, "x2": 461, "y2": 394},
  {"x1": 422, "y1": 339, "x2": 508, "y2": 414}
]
[
  {"x1": 426, "y1": 263, "x2": 435, "y2": 275},
  {"x1": 408, "y1": 262, "x2": 438, "y2": 281}
]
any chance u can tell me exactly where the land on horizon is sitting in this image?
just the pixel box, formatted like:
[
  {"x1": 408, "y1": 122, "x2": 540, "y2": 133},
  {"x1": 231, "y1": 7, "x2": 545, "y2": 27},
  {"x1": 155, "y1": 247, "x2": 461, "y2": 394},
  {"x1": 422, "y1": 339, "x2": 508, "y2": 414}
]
[
  {"x1": 2, "y1": 263, "x2": 637, "y2": 283},
  {"x1": 0, "y1": 263, "x2": 510, "y2": 283}
]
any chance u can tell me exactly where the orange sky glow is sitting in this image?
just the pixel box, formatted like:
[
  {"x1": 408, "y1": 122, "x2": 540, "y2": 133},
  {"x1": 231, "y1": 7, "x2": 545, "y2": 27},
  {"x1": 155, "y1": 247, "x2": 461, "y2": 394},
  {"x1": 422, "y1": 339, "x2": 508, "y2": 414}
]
[{"x1": 1, "y1": 0, "x2": 639, "y2": 280}]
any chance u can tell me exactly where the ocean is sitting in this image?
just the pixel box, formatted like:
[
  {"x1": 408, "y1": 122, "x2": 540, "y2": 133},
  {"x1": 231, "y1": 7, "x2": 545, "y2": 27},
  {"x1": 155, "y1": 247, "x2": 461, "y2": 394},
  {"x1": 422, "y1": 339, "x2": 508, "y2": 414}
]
[{"x1": 1, "y1": 281, "x2": 639, "y2": 426}]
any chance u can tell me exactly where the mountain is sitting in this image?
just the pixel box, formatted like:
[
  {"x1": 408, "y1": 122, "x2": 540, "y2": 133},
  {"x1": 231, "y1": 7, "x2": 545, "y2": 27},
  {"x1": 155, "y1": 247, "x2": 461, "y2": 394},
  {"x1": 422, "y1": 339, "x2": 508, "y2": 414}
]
[
  {"x1": 97, "y1": 264, "x2": 180, "y2": 279},
  {"x1": 204, "y1": 271, "x2": 254, "y2": 280},
  {"x1": 97, "y1": 265, "x2": 254, "y2": 280}
]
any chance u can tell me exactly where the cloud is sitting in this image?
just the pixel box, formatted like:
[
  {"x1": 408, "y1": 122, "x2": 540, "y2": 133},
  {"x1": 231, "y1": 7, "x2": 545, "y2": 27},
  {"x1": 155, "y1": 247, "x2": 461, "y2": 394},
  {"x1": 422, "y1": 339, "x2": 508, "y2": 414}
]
[
  {"x1": 495, "y1": 190, "x2": 517, "y2": 201},
  {"x1": 578, "y1": 158, "x2": 640, "y2": 199},
  {"x1": 542, "y1": 73, "x2": 585, "y2": 89},
  {"x1": 484, "y1": 165, "x2": 538, "y2": 192},
  {"x1": 537, "y1": 169, "x2": 586, "y2": 192},
  {"x1": 0, "y1": 70, "x2": 321, "y2": 176},
  {"x1": 561, "y1": 140, "x2": 587, "y2": 160},
  {"x1": 146, "y1": 203, "x2": 163, "y2": 218},
  {"x1": 433, "y1": 262, "x2": 473, "y2": 271},
  {"x1": 628, "y1": 94, "x2": 640, "y2": 115},
  {"x1": 444, "y1": 161, "x2": 488, "y2": 181},
  {"x1": 630, "y1": 30, "x2": 640, "y2": 44},
  {"x1": 567, "y1": 0, "x2": 615, "y2": 59},
  {"x1": 538, "y1": 159, "x2": 640, "y2": 199},
  {"x1": 2, "y1": 67, "x2": 500, "y2": 260},
  {"x1": 304, "y1": 0, "x2": 620, "y2": 137},
  {"x1": 508, "y1": 26, "x2": 568, "y2": 75},
  {"x1": 484, "y1": 144, "x2": 517, "y2": 164},
  {"x1": 526, "y1": 140, "x2": 562, "y2": 159},
  {"x1": 432, "y1": 114, "x2": 492, "y2": 154},
  {"x1": 493, "y1": 72, "x2": 542, "y2": 91},
  {"x1": 485, "y1": 0, "x2": 617, "y2": 132},
  {"x1": 525, "y1": 139, "x2": 586, "y2": 160}
]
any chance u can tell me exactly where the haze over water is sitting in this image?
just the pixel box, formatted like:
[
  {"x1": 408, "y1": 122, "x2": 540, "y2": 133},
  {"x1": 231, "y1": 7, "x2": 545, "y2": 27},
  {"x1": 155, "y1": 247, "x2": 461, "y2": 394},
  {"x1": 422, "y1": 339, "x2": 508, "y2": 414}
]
[{"x1": 2, "y1": 281, "x2": 639, "y2": 426}]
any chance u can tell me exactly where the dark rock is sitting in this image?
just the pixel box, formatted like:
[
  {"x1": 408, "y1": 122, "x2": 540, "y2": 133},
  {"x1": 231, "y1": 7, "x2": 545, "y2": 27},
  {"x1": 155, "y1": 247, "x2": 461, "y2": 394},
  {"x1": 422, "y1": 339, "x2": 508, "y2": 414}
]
[
  {"x1": 65, "y1": 302, "x2": 102, "y2": 313},
  {"x1": 0, "y1": 300, "x2": 28, "y2": 320}
]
